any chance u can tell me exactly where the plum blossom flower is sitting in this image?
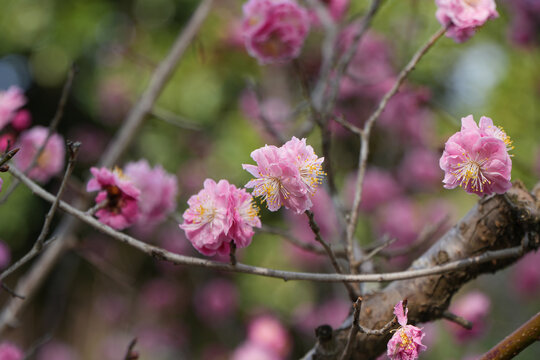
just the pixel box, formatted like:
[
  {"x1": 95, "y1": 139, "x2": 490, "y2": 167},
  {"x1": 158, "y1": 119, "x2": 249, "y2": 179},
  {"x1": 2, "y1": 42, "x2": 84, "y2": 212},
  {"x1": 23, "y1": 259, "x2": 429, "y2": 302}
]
[
  {"x1": 243, "y1": 137, "x2": 325, "y2": 214},
  {"x1": 435, "y1": 0, "x2": 498, "y2": 43},
  {"x1": 0, "y1": 342, "x2": 23, "y2": 360},
  {"x1": 248, "y1": 315, "x2": 291, "y2": 357},
  {"x1": 14, "y1": 126, "x2": 66, "y2": 183},
  {"x1": 439, "y1": 115, "x2": 512, "y2": 196},
  {"x1": 242, "y1": 0, "x2": 310, "y2": 64},
  {"x1": 446, "y1": 291, "x2": 491, "y2": 342},
  {"x1": 180, "y1": 179, "x2": 261, "y2": 256},
  {"x1": 387, "y1": 301, "x2": 426, "y2": 360},
  {"x1": 86, "y1": 167, "x2": 141, "y2": 230},
  {"x1": 0, "y1": 86, "x2": 26, "y2": 130},
  {"x1": 124, "y1": 160, "x2": 178, "y2": 228}
]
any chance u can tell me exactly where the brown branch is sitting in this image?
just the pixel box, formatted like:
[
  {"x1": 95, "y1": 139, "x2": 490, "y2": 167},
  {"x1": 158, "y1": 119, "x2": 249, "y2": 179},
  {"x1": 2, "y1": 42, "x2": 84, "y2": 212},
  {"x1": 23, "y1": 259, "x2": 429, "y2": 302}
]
[
  {"x1": 479, "y1": 311, "x2": 540, "y2": 360},
  {"x1": 442, "y1": 310, "x2": 473, "y2": 330},
  {"x1": 303, "y1": 180, "x2": 539, "y2": 359}
]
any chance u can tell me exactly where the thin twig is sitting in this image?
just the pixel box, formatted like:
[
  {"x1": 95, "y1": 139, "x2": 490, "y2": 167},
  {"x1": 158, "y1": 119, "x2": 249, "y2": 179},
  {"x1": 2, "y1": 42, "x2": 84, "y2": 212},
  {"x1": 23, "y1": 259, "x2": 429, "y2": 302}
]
[
  {"x1": 345, "y1": 26, "x2": 446, "y2": 270},
  {"x1": 306, "y1": 210, "x2": 358, "y2": 300},
  {"x1": 151, "y1": 107, "x2": 202, "y2": 131},
  {"x1": 0, "y1": 67, "x2": 76, "y2": 204},
  {"x1": 442, "y1": 310, "x2": 473, "y2": 330},
  {"x1": 124, "y1": 338, "x2": 139, "y2": 360},
  {"x1": 479, "y1": 311, "x2": 540, "y2": 360},
  {"x1": 353, "y1": 237, "x2": 397, "y2": 267},
  {"x1": 333, "y1": 115, "x2": 363, "y2": 136},
  {"x1": 8, "y1": 166, "x2": 532, "y2": 285},
  {"x1": 0, "y1": 148, "x2": 19, "y2": 169},
  {"x1": 1, "y1": 283, "x2": 25, "y2": 300},
  {"x1": 340, "y1": 297, "x2": 363, "y2": 360}
]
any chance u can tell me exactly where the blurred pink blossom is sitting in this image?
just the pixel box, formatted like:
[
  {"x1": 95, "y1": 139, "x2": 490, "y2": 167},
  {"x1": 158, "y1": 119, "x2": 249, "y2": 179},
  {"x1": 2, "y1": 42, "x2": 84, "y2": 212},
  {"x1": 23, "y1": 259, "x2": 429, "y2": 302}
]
[
  {"x1": 506, "y1": 0, "x2": 540, "y2": 47},
  {"x1": 0, "y1": 240, "x2": 11, "y2": 270},
  {"x1": 10, "y1": 110, "x2": 31, "y2": 132},
  {"x1": 247, "y1": 315, "x2": 291, "y2": 357},
  {"x1": 98, "y1": 77, "x2": 132, "y2": 124},
  {"x1": 439, "y1": 115, "x2": 512, "y2": 196},
  {"x1": 435, "y1": 0, "x2": 498, "y2": 42},
  {"x1": 14, "y1": 126, "x2": 66, "y2": 183},
  {"x1": 398, "y1": 147, "x2": 441, "y2": 191},
  {"x1": 376, "y1": 198, "x2": 420, "y2": 247},
  {"x1": 86, "y1": 167, "x2": 141, "y2": 230},
  {"x1": 0, "y1": 133, "x2": 16, "y2": 152},
  {"x1": 0, "y1": 86, "x2": 26, "y2": 130},
  {"x1": 446, "y1": 290, "x2": 491, "y2": 342},
  {"x1": 242, "y1": 0, "x2": 310, "y2": 64},
  {"x1": 124, "y1": 160, "x2": 178, "y2": 229},
  {"x1": 387, "y1": 300, "x2": 426, "y2": 360},
  {"x1": 294, "y1": 298, "x2": 350, "y2": 334},
  {"x1": 180, "y1": 179, "x2": 260, "y2": 256},
  {"x1": 0, "y1": 342, "x2": 23, "y2": 360},
  {"x1": 37, "y1": 342, "x2": 79, "y2": 360},
  {"x1": 243, "y1": 137, "x2": 325, "y2": 214},
  {"x1": 140, "y1": 279, "x2": 182, "y2": 313},
  {"x1": 512, "y1": 251, "x2": 540, "y2": 298},
  {"x1": 231, "y1": 342, "x2": 280, "y2": 360},
  {"x1": 194, "y1": 278, "x2": 238, "y2": 324},
  {"x1": 239, "y1": 89, "x2": 290, "y2": 136},
  {"x1": 344, "y1": 168, "x2": 402, "y2": 212}
]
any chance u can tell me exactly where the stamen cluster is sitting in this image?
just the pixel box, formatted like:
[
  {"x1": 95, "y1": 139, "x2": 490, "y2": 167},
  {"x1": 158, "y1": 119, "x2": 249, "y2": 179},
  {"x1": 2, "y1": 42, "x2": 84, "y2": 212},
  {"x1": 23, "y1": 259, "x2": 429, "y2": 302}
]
[
  {"x1": 439, "y1": 115, "x2": 513, "y2": 196},
  {"x1": 243, "y1": 137, "x2": 325, "y2": 214}
]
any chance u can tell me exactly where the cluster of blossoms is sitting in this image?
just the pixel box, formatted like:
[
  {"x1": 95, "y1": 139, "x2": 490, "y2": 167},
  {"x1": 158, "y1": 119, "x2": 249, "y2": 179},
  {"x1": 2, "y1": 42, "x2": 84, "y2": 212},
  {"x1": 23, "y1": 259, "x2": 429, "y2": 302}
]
[
  {"x1": 435, "y1": 0, "x2": 498, "y2": 42},
  {"x1": 243, "y1": 137, "x2": 325, "y2": 214},
  {"x1": 87, "y1": 160, "x2": 178, "y2": 230},
  {"x1": 180, "y1": 179, "x2": 261, "y2": 256},
  {"x1": 387, "y1": 301, "x2": 426, "y2": 360},
  {"x1": 242, "y1": 0, "x2": 310, "y2": 64},
  {"x1": 439, "y1": 115, "x2": 513, "y2": 196}
]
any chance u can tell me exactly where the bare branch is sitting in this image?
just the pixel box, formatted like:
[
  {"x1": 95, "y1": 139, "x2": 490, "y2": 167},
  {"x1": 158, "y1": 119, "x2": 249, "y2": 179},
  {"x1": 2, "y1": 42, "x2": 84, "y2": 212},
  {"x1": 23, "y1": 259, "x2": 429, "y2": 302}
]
[{"x1": 442, "y1": 310, "x2": 473, "y2": 330}]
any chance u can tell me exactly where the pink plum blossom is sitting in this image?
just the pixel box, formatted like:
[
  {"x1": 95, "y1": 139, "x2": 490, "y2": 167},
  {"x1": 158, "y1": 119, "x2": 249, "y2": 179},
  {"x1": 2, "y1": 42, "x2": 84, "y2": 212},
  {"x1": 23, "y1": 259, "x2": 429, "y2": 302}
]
[
  {"x1": 11, "y1": 110, "x2": 31, "y2": 132},
  {"x1": 0, "y1": 86, "x2": 26, "y2": 130},
  {"x1": 243, "y1": 137, "x2": 325, "y2": 214},
  {"x1": 180, "y1": 179, "x2": 261, "y2": 256},
  {"x1": 248, "y1": 315, "x2": 291, "y2": 357},
  {"x1": 242, "y1": 0, "x2": 310, "y2": 64},
  {"x1": 124, "y1": 160, "x2": 178, "y2": 229},
  {"x1": 86, "y1": 167, "x2": 141, "y2": 230},
  {"x1": 512, "y1": 251, "x2": 540, "y2": 298},
  {"x1": 14, "y1": 126, "x2": 66, "y2": 183},
  {"x1": 387, "y1": 301, "x2": 426, "y2": 360},
  {"x1": 446, "y1": 291, "x2": 491, "y2": 342},
  {"x1": 0, "y1": 342, "x2": 23, "y2": 360},
  {"x1": 435, "y1": 0, "x2": 498, "y2": 43},
  {"x1": 439, "y1": 115, "x2": 512, "y2": 196}
]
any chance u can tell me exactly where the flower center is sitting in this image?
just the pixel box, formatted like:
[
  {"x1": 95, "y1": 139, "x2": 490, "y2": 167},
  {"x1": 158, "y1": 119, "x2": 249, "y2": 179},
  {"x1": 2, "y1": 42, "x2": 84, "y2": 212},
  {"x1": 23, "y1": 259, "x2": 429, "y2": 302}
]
[
  {"x1": 463, "y1": 0, "x2": 481, "y2": 7},
  {"x1": 298, "y1": 158, "x2": 326, "y2": 194},
  {"x1": 452, "y1": 155, "x2": 490, "y2": 192},
  {"x1": 259, "y1": 175, "x2": 289, "y2": 206},
  {"x1": 398, "y1": 328, "x2": 415, "y2": 351},
  {"x1": 105, "y1": 185, "x2": 124, "y2": 213}
]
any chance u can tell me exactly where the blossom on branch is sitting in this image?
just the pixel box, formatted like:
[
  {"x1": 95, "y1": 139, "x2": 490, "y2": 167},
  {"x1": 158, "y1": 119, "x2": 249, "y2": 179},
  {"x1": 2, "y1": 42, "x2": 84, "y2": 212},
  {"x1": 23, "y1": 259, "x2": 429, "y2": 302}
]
[
  {"x1": 124, "y1": 159, "x2": 178, "y2": 229},
  {"x1": 243, "y1": 137, "x2": 325, "y2": 214},
  {"x1": 14, "y1": 126, "x2": 66, "y2": 183},
  {"x1": 387, "y1": 301, "x2": 426, "y2": 360},
  {"x1": 439, "y1": 115, "x2": 512, "y2": 196},
  {"x1": 242, "y1": 0, "x2": 310, "y2": 64},
  {"x1": 87, "y1": 167, "x2": 141, "y2": 230},
  {"x1": 0, "y1": 86, "x2": 26, "y2": 131},
  {"x1": 180, "y1": 179, "x2": 261, "y2": 256},
  {"x1": 435, "y1": 0, "x2": 498, "y2": 43}
]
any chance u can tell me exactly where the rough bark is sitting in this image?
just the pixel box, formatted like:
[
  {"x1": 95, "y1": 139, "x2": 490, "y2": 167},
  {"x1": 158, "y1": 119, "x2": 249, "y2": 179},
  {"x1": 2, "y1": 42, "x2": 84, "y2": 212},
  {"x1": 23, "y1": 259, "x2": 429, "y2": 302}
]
[{"x1": 304, "y1": 181, "x2": 540, "y2": 360}]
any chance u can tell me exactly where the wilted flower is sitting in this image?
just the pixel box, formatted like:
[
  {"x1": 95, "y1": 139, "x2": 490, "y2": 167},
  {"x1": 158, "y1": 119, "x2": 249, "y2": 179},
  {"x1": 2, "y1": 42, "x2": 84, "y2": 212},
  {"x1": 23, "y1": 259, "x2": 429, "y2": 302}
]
[
  {"x1": 387, "y1": 301, "x2": 426, "y2": 360},
  {"x1": 124, "y1": 160, "x2": 178, "y2": 228},
  {"x1": 435, "y1": 0, "x2": 498, "y2": 42},
  {"x1": 243, "y1": 137, "x2": 325, "y2": 214},
  {"x1": 446, "y1": 291, "x2": 491, "y2": 342},
  {"x1": 86, "y1": 167, "x2": 141, "y2": 230},
  {"x1": 0, "y1": 342, "x2": 23, "y2": 360},
  {"x1": 0, "y1": 86, "x2": 26, "y2": 130},
  {"x1": 15, "y1": 126, "x2": 66, "y2": 183},
  {"x1": 180, "y1": 179, "x2": 260, "y2": 256},
  {"x1": 242, "y1": 0, "x2": 310, "y2": 64},
  {"x1": 439, "y1": 115, "x2": 512, "y2": 196}
]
